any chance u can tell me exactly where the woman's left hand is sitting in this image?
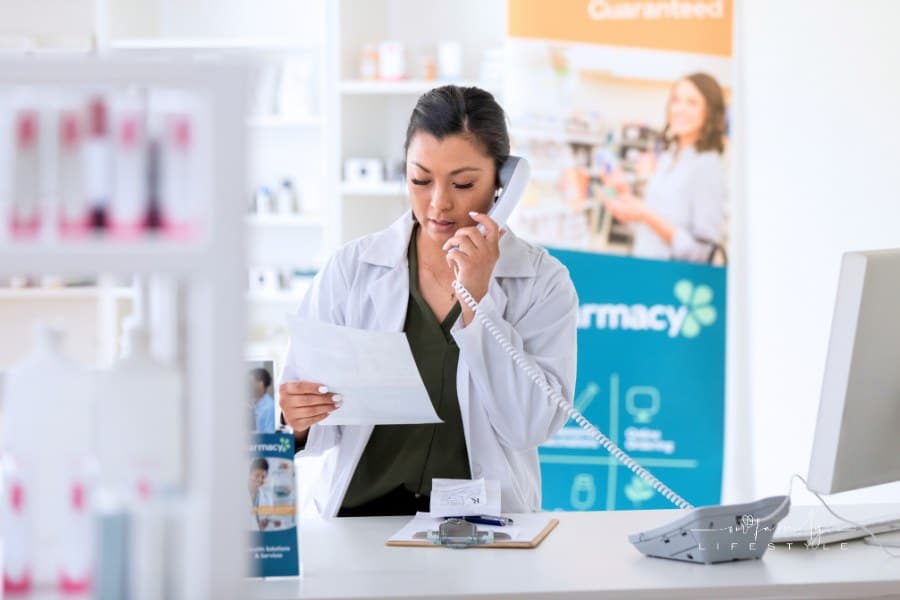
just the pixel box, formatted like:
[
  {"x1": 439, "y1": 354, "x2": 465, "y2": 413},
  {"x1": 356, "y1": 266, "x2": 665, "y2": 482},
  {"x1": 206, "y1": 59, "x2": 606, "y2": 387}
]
[{"x1": 442, "y1": 212, "x2": 505, "y2": 313}]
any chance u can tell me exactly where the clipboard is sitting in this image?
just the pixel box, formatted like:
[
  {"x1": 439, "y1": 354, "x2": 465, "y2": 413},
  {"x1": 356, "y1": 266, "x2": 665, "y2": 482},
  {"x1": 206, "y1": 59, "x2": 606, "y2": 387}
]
[{"x1": 385, "y1": 513, "x2": 559, "y2": 549}]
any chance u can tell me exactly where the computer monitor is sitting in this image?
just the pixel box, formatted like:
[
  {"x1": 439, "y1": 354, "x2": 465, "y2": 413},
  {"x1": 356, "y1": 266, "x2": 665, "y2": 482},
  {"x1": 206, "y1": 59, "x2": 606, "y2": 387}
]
[{"x1": 808, "y1": 248, "x2": 900, "y2": 494}]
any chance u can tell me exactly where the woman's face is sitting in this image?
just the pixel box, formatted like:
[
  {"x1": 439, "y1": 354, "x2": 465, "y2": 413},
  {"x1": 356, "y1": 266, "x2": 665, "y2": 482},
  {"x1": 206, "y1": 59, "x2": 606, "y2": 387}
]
[
  {"x1": 406, "y1": 132, "x2": 496, "y2": 246},
  {"x1": 249, "y1": 468, "x2": 266, "y2": 494},
  {"x1": 667, "y1": 79, "x2": 707, "y2": 141}
]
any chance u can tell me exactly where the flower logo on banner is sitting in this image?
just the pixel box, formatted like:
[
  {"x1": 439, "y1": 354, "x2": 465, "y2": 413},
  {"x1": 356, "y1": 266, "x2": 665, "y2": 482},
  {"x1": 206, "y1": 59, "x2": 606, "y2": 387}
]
[
  {"x1": 624, "y1": 474, "x2": 656, "y2": 505},
  {"x1": 674, "y1": 280, "x2": 717, "y2": 338},
  {"x1": 279, "y1": 437, "x2": 292, "y2": 453}
]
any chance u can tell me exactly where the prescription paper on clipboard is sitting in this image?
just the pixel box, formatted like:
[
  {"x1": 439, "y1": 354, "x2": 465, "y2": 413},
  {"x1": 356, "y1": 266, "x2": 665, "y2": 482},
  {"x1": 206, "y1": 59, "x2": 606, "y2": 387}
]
[
  {"x1": 286, "y1": 316, "x2": 442, "y2": 426},
  {"x1": 386, "y1": 512, "x2": 559, "y2": 549}
]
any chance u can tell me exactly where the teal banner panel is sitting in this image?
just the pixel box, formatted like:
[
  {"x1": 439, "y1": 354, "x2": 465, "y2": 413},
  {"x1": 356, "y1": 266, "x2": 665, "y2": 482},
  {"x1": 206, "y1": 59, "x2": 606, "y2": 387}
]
[{"x1": 541, "y1": 250, "x2": 726, "y2": 511}]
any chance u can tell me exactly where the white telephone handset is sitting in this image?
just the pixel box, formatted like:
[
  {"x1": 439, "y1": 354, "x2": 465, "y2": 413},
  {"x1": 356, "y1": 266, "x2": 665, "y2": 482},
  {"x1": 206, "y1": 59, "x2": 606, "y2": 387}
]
[
  {"x1": 451, "y1": 154, "x2": 790, "y2": 564},
  {"x1": 484, "y1": 155, "x2": 530, "y2": 231}
]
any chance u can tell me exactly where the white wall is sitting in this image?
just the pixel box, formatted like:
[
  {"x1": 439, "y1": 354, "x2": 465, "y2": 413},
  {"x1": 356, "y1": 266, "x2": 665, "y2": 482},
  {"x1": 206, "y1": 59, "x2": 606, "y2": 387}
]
[
  {"x1": 740, "y1": 0, "x2": 900, "y2": 503},
  {"x1": 0, "y1": 0, "x2": 97, "y2": 42}
]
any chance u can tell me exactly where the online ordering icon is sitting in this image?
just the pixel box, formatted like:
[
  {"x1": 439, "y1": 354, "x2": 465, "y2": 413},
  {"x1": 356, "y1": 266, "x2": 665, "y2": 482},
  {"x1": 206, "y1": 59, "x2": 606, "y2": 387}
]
[{"x1": 625, "y1": 386, "x2": 661, "y2": 424}]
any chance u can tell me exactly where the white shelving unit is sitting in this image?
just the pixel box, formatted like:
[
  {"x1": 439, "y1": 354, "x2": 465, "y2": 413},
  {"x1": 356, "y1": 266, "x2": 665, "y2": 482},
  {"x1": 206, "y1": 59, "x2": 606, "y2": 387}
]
[
  {"x1": 510, "y1": 126, "x2": 609, "y2": 147},
  {"x1": 110, "y1": 38, "x2": 319, "y2": 52},
  {"x1": 339, "y1": 78, "x2": 482, "y2": 95},
  {"x1": 0, "y1": 55, "x2": 250, "y2": 599},
  {"x1": 328, "y1": 0, "x2": 507, "y2": 245},
  {"x1": 0, "y1": 283, "x2": 134, "y2": 368},
  {"x1": 109, "y1": 29, "x2": 334, "y2": 362},
  {"x1": 0, "y1": 286, "x2": 133, "y2": 300},
  {"x1": 246, "y1": 214, "x2": 327, "y2": 227},
  {"x1": 339, "y1": 181, "x2": 406, "y2": 196},
  {"x1": 246, "y1": 114, "x2": 321, "y2": 128}
]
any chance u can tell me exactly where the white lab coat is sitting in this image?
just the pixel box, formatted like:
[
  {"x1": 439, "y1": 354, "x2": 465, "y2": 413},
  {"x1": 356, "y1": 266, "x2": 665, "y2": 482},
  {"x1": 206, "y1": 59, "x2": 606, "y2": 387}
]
[{"x1": 284, "y1": 211, "x2": 578, "y2": 517}]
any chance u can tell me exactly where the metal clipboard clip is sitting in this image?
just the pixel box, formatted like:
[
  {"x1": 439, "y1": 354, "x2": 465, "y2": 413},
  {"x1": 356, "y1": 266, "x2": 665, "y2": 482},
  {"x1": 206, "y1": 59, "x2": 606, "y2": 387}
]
[{"x1": 425, "y1": 518, "x2": 494, "y2": 549}]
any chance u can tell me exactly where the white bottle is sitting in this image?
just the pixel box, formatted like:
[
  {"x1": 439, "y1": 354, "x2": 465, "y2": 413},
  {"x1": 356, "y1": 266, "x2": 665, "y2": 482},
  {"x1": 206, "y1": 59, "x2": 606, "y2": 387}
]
[
  {"x1": 96, "y1": 323, "x2": 183, "y2": 600},
  {"x1": 1, "y1": 459, "x2": 33, "y2": 594},
  {"x1": 58, "y1": 109, "x2": 89, "y2": 238},
  {"x1": 84, "y1": 96, "x2": 113, "y2": 231},
  {"x1": 10, "y1": 108, "x2": 40, "y2": 239},
  {"x1": 161, "y1": 109, "x2": 196, "y2": 240},
  {"x1": 111, "y1": 96, "x2": 147, "y2": 239},
  {"x1": 1, "y1": 324, "x2": 94, "y2": 589},
  {"x1": 96, "y1": 322, "x2": 183, "y2": 501},
  {"x1": 58, "y1": 473, "x2": 94, "y2": 594},
  {"x1": 276, "y1": 179, "x2": 299, "y2": 215}
]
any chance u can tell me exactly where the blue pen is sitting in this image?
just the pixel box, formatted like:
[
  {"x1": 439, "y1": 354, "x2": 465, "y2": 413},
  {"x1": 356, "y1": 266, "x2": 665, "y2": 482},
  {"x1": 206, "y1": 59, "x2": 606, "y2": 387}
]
[{"x1": 446, "y1": 515, "x2": 513, "y2": 527}]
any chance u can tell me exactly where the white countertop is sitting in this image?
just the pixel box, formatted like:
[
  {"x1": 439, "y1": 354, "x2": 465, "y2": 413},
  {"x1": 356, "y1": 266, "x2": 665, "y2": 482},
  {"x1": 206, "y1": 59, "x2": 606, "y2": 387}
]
[{"x1": 243, "y1": 509, "x2": 900, "y2": 599}]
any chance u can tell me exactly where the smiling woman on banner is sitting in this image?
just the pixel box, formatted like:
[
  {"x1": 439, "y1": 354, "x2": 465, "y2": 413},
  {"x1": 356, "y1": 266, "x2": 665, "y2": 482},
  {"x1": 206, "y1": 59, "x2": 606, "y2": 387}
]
[
  {"x1": 279, "y1": 85, "x2": 578, "y2": 518},
  {"x1": 604, "y1": 72, "x2": 728, "y2": 264}
]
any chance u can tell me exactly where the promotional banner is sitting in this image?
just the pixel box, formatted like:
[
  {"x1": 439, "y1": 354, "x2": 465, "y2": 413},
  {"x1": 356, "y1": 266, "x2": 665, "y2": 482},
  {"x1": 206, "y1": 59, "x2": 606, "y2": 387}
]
[
  {"x1": 247, "y1": 433, "x2": 300, "y2": 578},
  {"x1": 542, "y1": 250, "x2": 725, "y2": 510},
  {"x1": 506, "y1": 0, "x2": 733, "y2": 510}
]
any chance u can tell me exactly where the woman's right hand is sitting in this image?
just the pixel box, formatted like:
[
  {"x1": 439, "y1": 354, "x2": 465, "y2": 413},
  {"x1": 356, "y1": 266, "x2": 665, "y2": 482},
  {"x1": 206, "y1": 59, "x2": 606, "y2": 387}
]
[{"x1": 279, "y1": 381, "x2": 342, "y2": 435}]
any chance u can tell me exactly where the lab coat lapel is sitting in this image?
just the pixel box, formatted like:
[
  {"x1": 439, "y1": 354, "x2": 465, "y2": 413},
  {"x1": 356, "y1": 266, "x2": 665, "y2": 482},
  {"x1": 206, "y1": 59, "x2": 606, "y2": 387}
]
[
  {"x1": 367, "y1": 265, "x2": 409, "y2": 332},
  {"x1": 359, "y1": 211, "x2": 415, "y2": 332},
  {"x1": 455, "y1": 231, "x2": 537, "y2": 476},
  {"x1": 456, "y1": 268, "x2": 510, "y2": 477}
]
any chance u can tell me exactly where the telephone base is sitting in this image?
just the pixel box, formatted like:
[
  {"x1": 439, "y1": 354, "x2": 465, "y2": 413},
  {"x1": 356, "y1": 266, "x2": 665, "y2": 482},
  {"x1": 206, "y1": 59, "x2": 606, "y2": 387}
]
[{"x1": 629, "y1": 496, "x2": 790, "y2": 564}]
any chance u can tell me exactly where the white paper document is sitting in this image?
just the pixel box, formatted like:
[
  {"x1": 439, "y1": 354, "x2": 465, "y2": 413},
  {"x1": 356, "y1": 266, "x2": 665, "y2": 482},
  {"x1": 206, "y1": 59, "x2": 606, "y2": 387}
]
[
  {"x1": 286, "y1": 316, "x2": 442, "y2": 426},
  {"x1": 429, "y1": 478, "x2": 502, "y2": 517}
]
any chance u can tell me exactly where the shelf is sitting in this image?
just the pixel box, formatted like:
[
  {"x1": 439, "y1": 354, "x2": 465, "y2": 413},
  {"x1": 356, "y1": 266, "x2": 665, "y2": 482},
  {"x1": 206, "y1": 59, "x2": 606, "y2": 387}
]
[
  {"x1": 340, "y1": 181, "x2": 406, "y2": 196},
  {"x1": 247, "y1": 115, "x2": 321, "y2": 128},
  {"x1": 246, "y1": 214, "x2": 326, "y2": 227},
  {"x1": 0, "y1": 241, "x2": 213, "y2": 277},
  {"x1": 110, "y1": 38, "x2": 319, "y2": 52},
  {"x1": 510, "y1": 127, "x2": 608, "y2": 147},
  {"x1": 339, "y1": 79, "x2": 483, "y2": 95},
  {"x1": 0, "y1": 286, "x2": 134, "y2": 300},
  {"x1": 246, "y1": 289, "x2": 309, "y2": 304}
]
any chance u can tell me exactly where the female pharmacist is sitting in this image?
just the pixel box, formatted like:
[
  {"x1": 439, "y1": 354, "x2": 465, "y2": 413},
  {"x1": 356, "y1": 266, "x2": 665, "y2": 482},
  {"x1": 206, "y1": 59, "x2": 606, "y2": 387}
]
[
  {"x1": 280, "y1": 85, "x2": 577, "y2": 517},
  {"x1": 604, "y1": 72, "x2": 727, "y2": 263}
]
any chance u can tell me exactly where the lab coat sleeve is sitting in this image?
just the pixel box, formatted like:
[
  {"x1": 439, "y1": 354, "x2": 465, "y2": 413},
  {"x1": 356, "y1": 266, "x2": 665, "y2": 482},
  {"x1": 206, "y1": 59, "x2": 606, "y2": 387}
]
[
  {"x1": 671, "y1": 155, "x2": 726, "y2": 262},
  {"x1": 281, "y1": 252, "x2": 351, "y2": 458},
  {"x1": 452, "y1": 254, "x2": 578, "y2": 450}
]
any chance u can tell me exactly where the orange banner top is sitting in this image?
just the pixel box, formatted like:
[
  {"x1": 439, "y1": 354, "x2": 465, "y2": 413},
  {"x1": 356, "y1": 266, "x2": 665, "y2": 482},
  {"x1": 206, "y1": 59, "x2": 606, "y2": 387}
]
[{"x1": 508, "y1": 0, "x2": 732, "y2": 57}]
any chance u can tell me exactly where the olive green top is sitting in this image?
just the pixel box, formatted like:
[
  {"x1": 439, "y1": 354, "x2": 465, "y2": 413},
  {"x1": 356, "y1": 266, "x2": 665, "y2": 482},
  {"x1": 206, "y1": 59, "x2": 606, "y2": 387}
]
[{"x1": 341, "y1": 227, "x2": 471, "y2": 509}]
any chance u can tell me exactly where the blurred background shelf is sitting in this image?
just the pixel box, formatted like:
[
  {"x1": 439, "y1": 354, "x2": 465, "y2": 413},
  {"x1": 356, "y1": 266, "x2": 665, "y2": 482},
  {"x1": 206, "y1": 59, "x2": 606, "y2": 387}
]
[
  {"x1": 339, "y1": 79, "x2": 482, "y2": 95},
  {"x1": 0, "y1": 286, "x2": 134, "y2": 300},
  {"x1": 246, "y1": 214, "x2": 327, "y2": 227},
  {"x1": 247, "y1": 115, "x2": 321, "y2": 128},
  {"x1": 110, "y1": 38, "x2": 320, "y2": 51},
  {"x1": 340, "y1": 181, "x2": 406, "y2": 196}
]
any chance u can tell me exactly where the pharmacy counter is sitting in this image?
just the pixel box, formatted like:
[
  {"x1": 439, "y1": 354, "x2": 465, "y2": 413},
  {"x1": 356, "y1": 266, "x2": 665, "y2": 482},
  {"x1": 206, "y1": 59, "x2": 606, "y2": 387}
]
[{"x1": 243, "y1": 509, "x2": 900, "y2": 599}]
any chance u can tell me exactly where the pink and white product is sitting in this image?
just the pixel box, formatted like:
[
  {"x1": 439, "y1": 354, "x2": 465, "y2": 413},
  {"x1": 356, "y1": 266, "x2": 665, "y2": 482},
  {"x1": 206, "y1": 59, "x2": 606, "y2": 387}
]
[
  {"x1": 110, "y1": 98, "x2": 147, "y2": 238},
  {"x1": 10, "y1": 109, "x2": 40, "y2": 239},
  {"x1": 83, "y1": 96, "x2": 113, "y2": 231},
  {"x1": 160, "y1": 111, "x2": 196, "y2": 239},
  {"x1": 57, "y1": 110, "x2": 90, "y2": 238},
  {"x1": 58, "y1": 478, "x2": 93, "y2": 594},
  {"x1": 1, "y1": 325, "x2": 95, "y2": 590},
  {"x1": 1, "y1": 467, "x2": 33, "y2": 594}
]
